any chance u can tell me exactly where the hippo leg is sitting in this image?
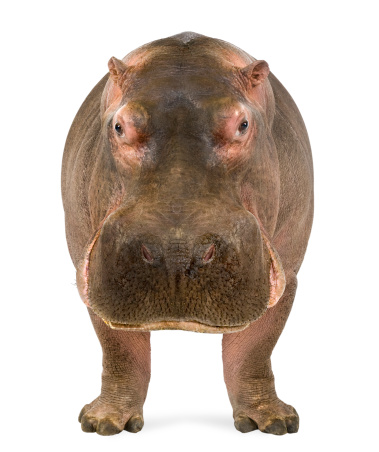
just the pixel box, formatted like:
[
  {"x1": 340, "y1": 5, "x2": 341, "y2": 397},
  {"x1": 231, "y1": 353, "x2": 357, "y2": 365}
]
[
  {"x1": 222, "y1": 273, "x2": 298, "y2": 435},
  {"x1": 78, "y1": 309, "x2": 151, "y2": 435}
]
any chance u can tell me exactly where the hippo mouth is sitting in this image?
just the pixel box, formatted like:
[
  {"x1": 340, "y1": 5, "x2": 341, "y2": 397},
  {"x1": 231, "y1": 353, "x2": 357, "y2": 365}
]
[
  {"x1": 76, "y1": 215, "x2": 286, "y2": 334},
  {"x1": 101, "y1": 318, "x2": 250, "y2": 333}
]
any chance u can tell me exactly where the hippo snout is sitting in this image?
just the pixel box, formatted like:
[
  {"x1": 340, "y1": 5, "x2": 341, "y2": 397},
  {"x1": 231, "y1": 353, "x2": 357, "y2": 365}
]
[{"x1": 82, "y1": 204, "x2": 280, "y2": 332}]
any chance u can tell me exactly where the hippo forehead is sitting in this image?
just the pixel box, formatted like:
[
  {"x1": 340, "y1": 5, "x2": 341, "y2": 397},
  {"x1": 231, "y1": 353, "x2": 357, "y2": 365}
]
[{"x1": 122, "y1": 35, "x2": 252, "y2": 106}]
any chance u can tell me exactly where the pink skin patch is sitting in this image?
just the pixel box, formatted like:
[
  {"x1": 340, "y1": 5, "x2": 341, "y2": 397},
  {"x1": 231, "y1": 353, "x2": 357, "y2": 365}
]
[
  {"x1": 214, "y1": 103, "x2": 255, "y2": 166},
  {"x1": 113, "y1": 104, "x2": 148, "y2": 146},
  {"x1": 260, "y1": 230, "x2": 286, "y2": 307},
  {"x1": 110, "y1": 103, "x2": 151, "y2": 171},
  {"x1": 76, "y1": 229, "x2": 101, "y2": 308},
  {"x1": 203, "y1": 244, "x2": 215, "y2": 263}
]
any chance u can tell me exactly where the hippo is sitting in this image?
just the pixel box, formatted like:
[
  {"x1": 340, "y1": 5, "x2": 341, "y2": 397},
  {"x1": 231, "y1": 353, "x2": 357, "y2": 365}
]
[{"x1": 61, "y1": 31, "x2": 313, "y2": 436}]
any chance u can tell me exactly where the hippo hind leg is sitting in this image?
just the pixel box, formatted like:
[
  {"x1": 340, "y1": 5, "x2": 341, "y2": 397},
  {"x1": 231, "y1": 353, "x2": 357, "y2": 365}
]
[
  {"x1": 78, "y1": 309, "x2": 151, "y2": 436},
  {"x1": 222, "y1": 273, "x2": 299, "y2": 435}
]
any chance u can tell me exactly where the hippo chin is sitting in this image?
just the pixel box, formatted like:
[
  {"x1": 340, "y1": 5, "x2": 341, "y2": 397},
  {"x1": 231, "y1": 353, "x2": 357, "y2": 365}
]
[{"x1": 62, "y1": 31, "x2": 313, "y2": 435}]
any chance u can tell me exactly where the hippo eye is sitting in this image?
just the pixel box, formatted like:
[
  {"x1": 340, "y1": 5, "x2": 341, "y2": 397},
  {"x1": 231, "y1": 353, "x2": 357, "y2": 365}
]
[
  {"x1": 238, "y1": 120, "x2": 249, "y2": 134},
  {"x1": 114, "y1": 122, "x2": 124, "y2": 136}
]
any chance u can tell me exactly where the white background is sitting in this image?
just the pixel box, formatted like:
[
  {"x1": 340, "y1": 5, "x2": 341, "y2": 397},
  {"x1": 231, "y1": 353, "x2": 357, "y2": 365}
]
[{"x1": 1, "y1": 1, "x2": 378, "y2": 451}]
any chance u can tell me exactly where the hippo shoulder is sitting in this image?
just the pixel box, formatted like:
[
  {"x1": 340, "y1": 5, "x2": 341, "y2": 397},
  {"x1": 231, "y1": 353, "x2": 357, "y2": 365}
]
[
  {"x1": 62, "y1": 74, "x2": 109, "y2": 266},
  {"x1": 269, "y1": 73, "x2": 314, "y2": 272}
]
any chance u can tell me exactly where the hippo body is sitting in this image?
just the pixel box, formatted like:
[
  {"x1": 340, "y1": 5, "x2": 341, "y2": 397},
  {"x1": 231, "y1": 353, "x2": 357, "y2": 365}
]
[{"x1": 62, "y1": 32, "x2": 313, "y2": 435}]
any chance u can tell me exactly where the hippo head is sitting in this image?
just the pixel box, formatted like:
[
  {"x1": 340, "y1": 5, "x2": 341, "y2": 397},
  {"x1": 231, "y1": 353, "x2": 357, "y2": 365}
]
[{"x1": 77, "y1": 33, "x2": 286, "y2": 333}]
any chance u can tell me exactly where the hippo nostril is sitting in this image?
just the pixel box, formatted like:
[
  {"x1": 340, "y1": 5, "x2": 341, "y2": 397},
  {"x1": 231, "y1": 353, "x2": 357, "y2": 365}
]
[
  {"x1": 203, "y1": 244, "x2": 215, "y2": 263},
  {"x1": 141, "y1": 244, "x2": 154, "y2": 263}
]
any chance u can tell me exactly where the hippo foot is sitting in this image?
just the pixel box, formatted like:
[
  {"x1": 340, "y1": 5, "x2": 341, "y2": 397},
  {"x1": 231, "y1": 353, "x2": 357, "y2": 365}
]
[
  {"x1": 233, "y1": 398, "x2": 299, "y2": 435},
  {"x1": 78, "y1": 397, "x2": 144, "y2": 435}
]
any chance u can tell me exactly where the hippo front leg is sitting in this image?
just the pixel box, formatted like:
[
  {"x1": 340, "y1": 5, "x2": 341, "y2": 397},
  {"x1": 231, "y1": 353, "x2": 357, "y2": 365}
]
[
  {"x1": 79, "y1": 309, "x2": 151, "y2": 435},
  {"x1": 222, "y1": 273, "x2": 298, "y2": 435}
]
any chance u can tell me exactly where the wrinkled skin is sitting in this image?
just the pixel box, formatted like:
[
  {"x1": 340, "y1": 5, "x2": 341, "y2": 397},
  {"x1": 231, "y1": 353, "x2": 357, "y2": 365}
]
[{"x1": 62, "y1": 32, "x2": 313, "y2": 435}]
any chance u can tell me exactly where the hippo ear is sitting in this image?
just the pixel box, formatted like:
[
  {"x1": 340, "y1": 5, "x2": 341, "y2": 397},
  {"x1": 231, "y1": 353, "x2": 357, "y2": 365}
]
[
  {"x1": 108, "y1": 57, "x2": 128, "y2": 87},
  {"x1": 240, "y1": 60, "x2": 270, "y2": 87}
]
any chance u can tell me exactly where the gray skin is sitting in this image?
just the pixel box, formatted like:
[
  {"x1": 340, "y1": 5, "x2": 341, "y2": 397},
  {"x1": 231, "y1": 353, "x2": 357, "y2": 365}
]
[{"x1": 62, "y1": 32, "x2": 313, "y2": 435}]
